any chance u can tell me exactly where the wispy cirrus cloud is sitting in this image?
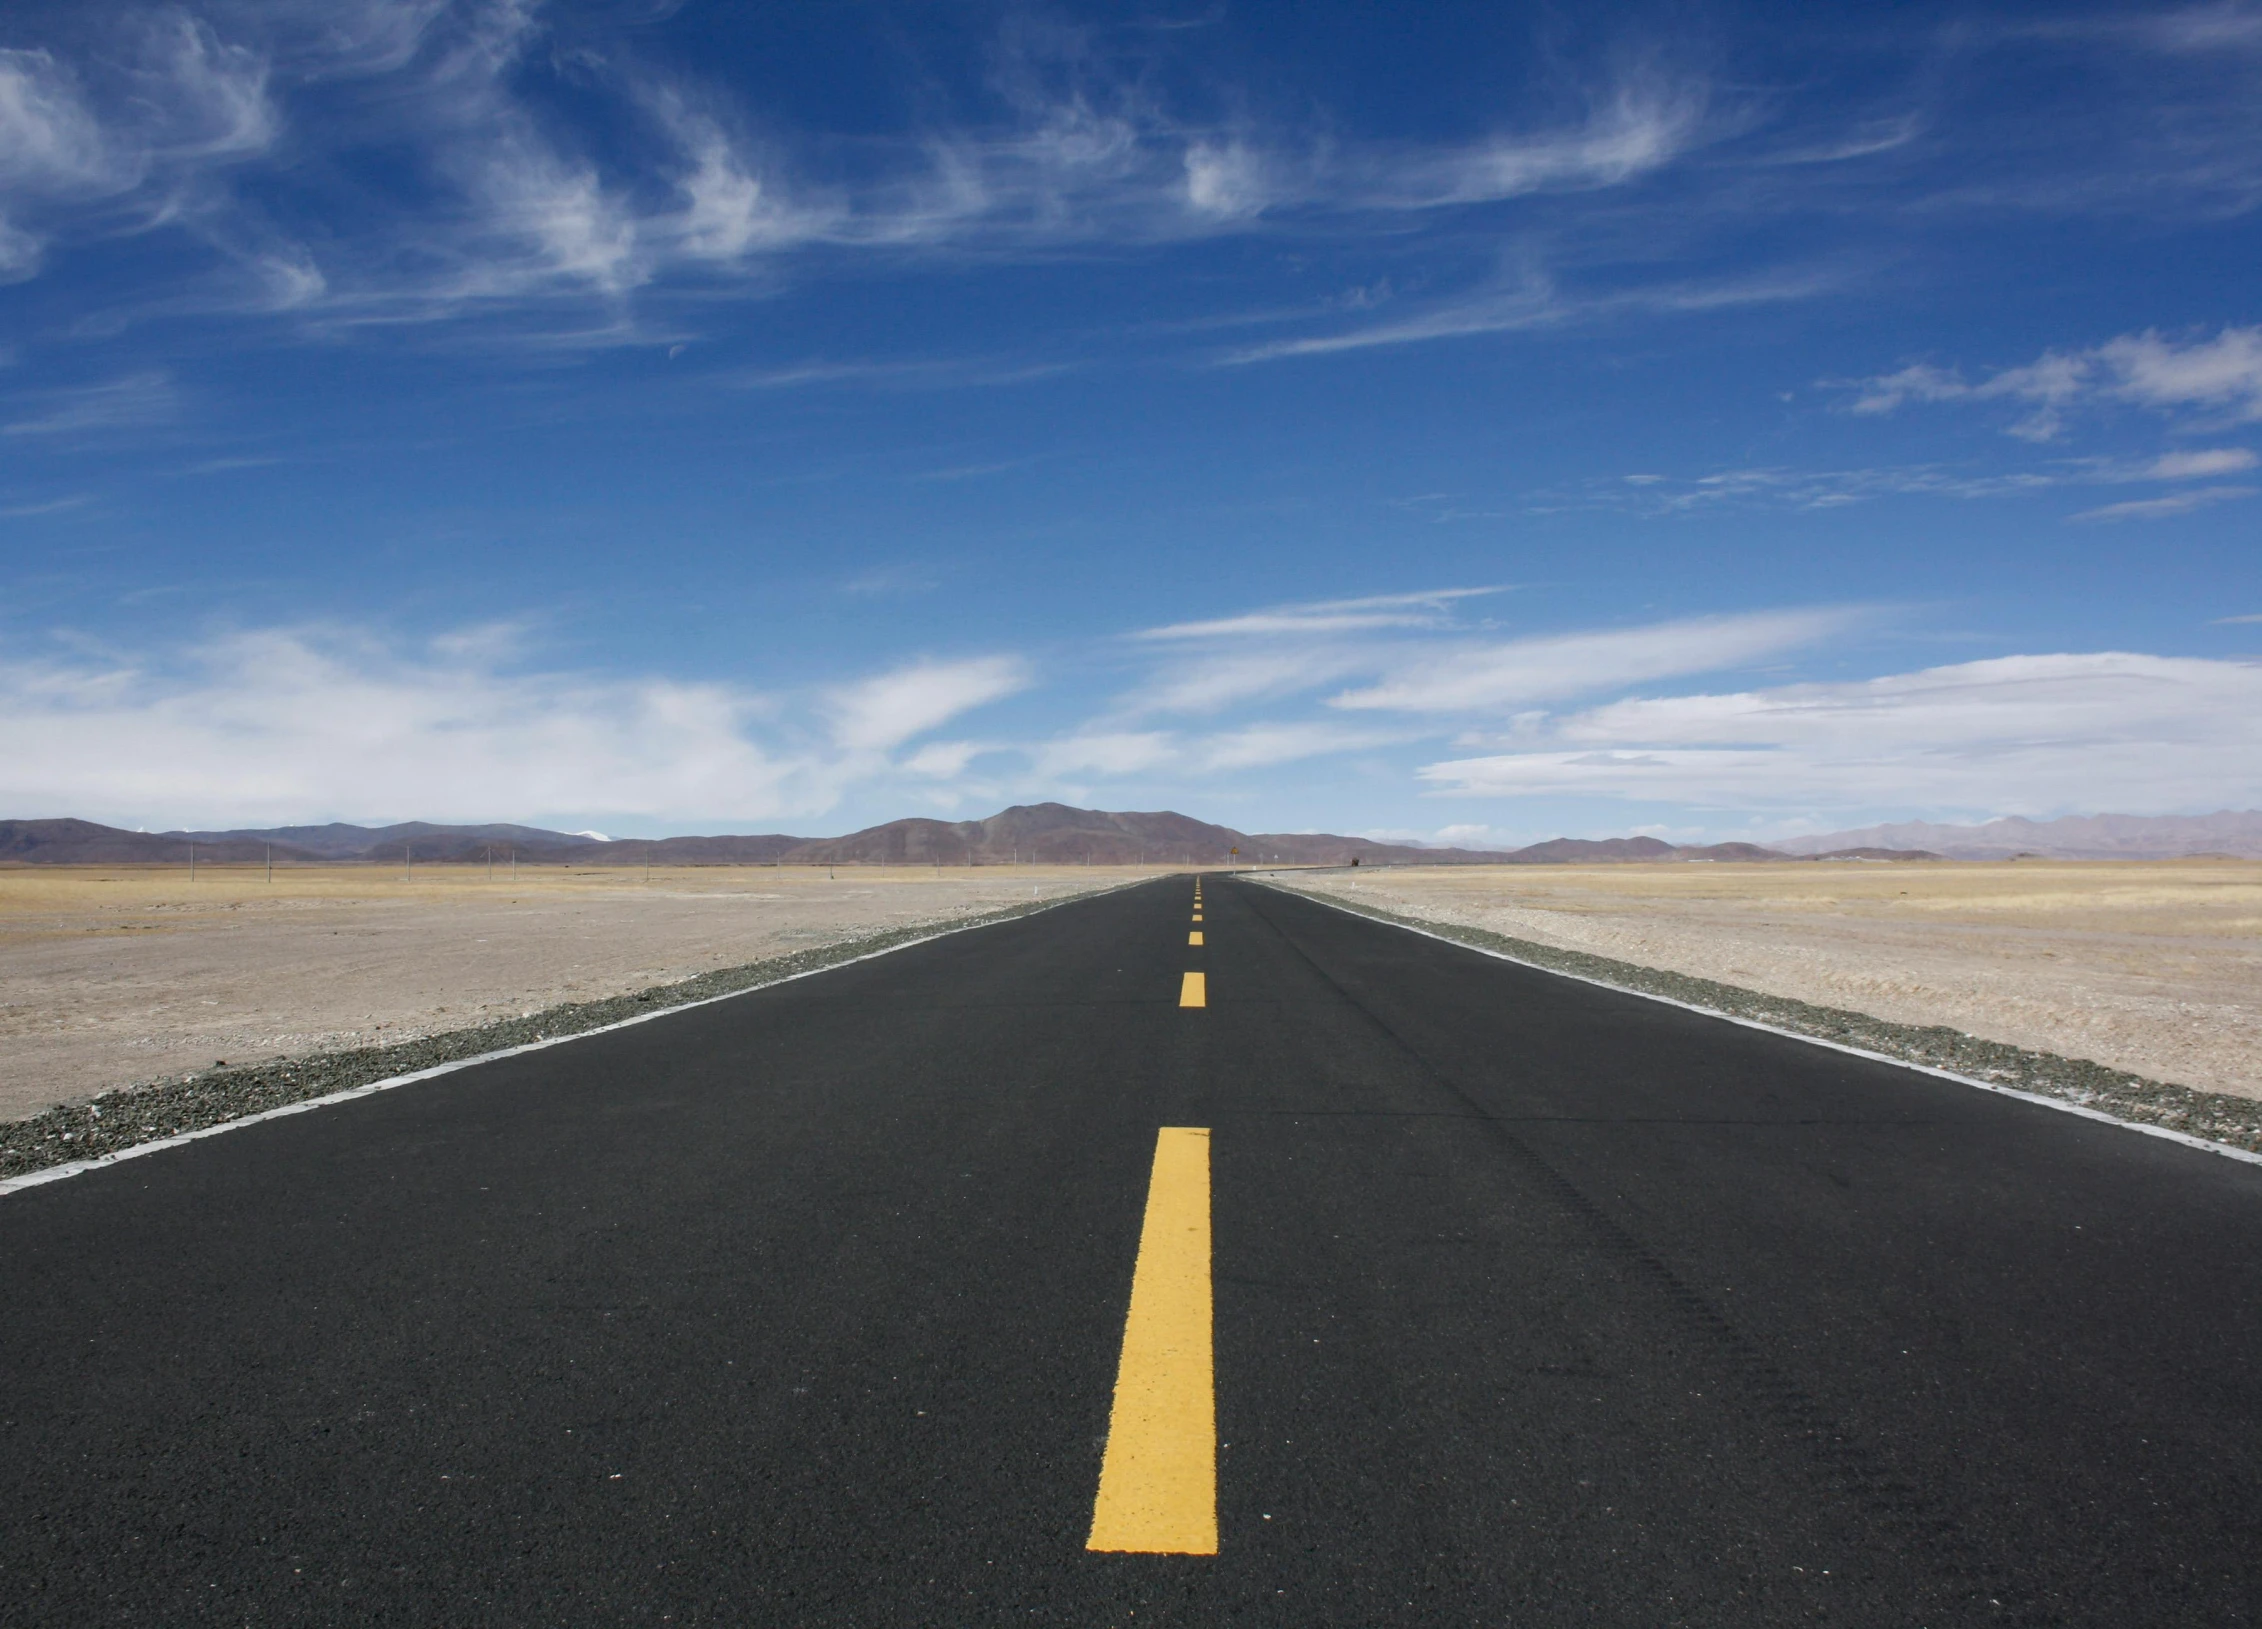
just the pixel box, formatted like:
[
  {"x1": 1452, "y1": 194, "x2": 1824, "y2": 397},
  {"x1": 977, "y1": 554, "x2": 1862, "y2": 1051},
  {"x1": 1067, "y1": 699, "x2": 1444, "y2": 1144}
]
[
  {"x1": 0, "y1": 0, "x2": 2257, "y2": 382},
  {"x1": 1187, "y1": 720, "x2": 1407, "y2": 771},
  {"x1": 823, "y1": 655, "x2": 1030, "y2": 752},
  {"x1": 0, "y1": 16, "x2": 274, "y2": 282},
  {"x1": 1119, "y1": 588, "x2": 1507, "y2": 718},
  {"x1": 1220, "y1": 266, "x2": 1837, "y2": 365},
  {"x1": 1031, "y1": 602, "x2": 1871, "y2": 799},
  {"x1": 1329, "y1": 609, "x2": 1860, "y2": 713},
  {"x1": 1416, "y1": 652, "x2": 2262, "y2": 816},
  {"x1": 0, "y1": 625, "x2": 1033, "y2": 829},
  {"x1": 1137, "y1": 587, "x2": 1504, "y2": 641},
  {"x1": 0, "y1": 625, "x2": 815, "y2": 828},
  {"x1": 1130, "y1": 649, "x2": 1380, "y2": 718},
  {"x1": 0, "y1": 494, "x2": 91, "y2": 518},
  {"x1": 1099, "y1": 599, "x2": 1858, "y2": 769},
  {"x1": 2069, "y1": 484, "x2": 2259, "y2": 523},
  {"x1": 1564, "y1": 445, "x2": 2260, "y2": 520},
  {"x1": 1, "y1": 371, "x2": 176, "y2": 438},
  {"x1": 0, "y1": 2, "x2": 1727, "y2": 340},
  {"x1": 12, "y1": 595, "x2": 2252, "y2": 835},
  {"x1": 2142, "y1": 447, "x2": 2259, "y2": 478},
  {"x1": 1840, "y1": 326, "x2": 2262, "y2": 440}
]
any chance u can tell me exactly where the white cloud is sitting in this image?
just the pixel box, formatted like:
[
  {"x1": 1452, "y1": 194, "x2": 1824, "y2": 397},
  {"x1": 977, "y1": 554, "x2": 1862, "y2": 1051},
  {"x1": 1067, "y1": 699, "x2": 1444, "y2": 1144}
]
[
  {"x1": 1843, "y1": 326, "x2": 2262, "y2": 439},
  {"x1": 2144, "y1": 446, "x2": 2258, "y2": 478},
  {"x1": 1329, "y1": 609, "x2": 1858, "y2": 713},
  {"x1": 0, "y1": 6, "x2": 1726, "y2": 333},
  {"x1": 1138, "y1": 587, "x2": 1503, "y2": 641},
  {"x1": 1417, "y1": 652, "x2": 2262, "y2": 815},
  {"x1": 1189, "y1": 721, "x2": 1406, "y2": 772},
  {"x1": 642, "y1": 88, "x2": 840, "y2": 262},
  {"x1": 1183, "y1": 141, "x2": 1269, "y2": 219},
  {"x1": 1845, "y1": 362, "x2": 1968, "y2": 415},
  {"x1": 902, "y1": 740, "x2": 985, "y2": 778},
  {"x1": 467, "y1": 131, "x2": 642, "y2": 295},
  {"x1": 0, "y1": 52, "x2": 115, "y2": 250},
  {"x1": 1348, "y1": 77, "x2": 1710, "y2": 208},
  {"x1": 1133, "y1": 649, "x2": 1376, "y2": 717},
  {"x1": 0, "y1": 495, "x2": 90, "y2": 517},
  {"x1": 0, "y1": 626, "x2": 1049, "y2": 828},
  {"x1": 0, "y1": 626, "x2": 828, "y2": 827},
  {"x1": 1225, "y1": 266, "x2": 1835, "y2": 365},
  {"x1": 1573, "y1": 446, "x2": 2262, "y2": 519},
  {"x1": 2069, "y1": 484, "x2": 2258, "y2": 522},
  {"x1": 824, "y1": 655, "x2": 1029, "y2": 752},
  {"x1": 2136, "y1": 5, "x2": 2262, "y2": 52},
  {"x1": 2097, "y1": 327, "x2": 2262, "y2": 418},
  {"x1": 1120, "y1": 588, "x2": 1510, "y2": 719},
  {"x1": 1580, "y1": 462, "x2": 2061, "y2": 514},
  {"x1": 0, "y1": 19, "x2": 276, "y2": 283},
  {"x1": 1029, "y1": 731, "x2": 1177, "y2": 778},
  {"x1": 2, "y1": 371, "x2": 176, "y2": 437},
  {"x1": 1844, "y1": 353, "x2": 2089, "y2": 440}
]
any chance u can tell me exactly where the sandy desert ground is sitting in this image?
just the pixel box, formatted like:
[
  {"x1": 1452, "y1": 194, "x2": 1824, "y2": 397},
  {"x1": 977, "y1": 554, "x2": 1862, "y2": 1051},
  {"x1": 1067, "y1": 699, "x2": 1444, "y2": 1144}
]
[
  {"x1": 1273, "y1": 861, "x2": 2262, "y2": 1100},
  {"x1": 0, "y1": 863, "x2": 1149, "y2": 1122}
]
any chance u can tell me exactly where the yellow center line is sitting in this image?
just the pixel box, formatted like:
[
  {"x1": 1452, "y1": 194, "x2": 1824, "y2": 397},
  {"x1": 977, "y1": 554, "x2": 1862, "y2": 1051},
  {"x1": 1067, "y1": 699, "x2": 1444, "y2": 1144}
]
[
  {"x1": 1188, "y1": 931, "x2": 1203, "y2": 945},
  {"x1": 1178, "y1": 971, "x2": 1206, "y2": 1007},
  {"x1": 1088, "y1": 1127, "x2": 1216, "y2": 1556}
]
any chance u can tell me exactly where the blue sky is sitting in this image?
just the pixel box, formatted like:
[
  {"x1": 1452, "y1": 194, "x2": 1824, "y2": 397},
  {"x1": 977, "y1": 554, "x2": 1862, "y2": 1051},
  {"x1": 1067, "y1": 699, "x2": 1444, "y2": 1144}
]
[{"x1": 3, "y1": 0, "x2": 2259, "y2": 842}]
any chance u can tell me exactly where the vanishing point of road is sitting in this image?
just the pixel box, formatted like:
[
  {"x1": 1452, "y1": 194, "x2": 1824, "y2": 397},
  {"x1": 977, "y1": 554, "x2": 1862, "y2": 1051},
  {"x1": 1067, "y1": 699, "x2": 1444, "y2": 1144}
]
[{"x1": 5, "y1": 875, "x2": 2260, "y2": 1625}]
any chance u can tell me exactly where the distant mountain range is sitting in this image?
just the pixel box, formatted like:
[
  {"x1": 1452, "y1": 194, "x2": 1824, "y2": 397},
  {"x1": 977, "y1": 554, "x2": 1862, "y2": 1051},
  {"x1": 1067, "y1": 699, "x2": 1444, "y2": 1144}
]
[
  {"x1": 0, "y1": 806, "x2": 1503, "y2": 868},
  {"x1": 3, "y1": 804, "x2": 2254, "y2": 868},
  {"x1": 1778, "y1": 810, "x2": 2262, "y2": 860}
]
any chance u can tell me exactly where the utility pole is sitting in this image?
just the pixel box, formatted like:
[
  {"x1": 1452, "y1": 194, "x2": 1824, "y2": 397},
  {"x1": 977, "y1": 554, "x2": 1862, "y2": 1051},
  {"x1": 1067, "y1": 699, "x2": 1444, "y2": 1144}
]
[
  {"x1": 265, "y1": 841, "x2": 272, "y2": 884},
  {"x1": 188, "y1": 841, "x2": 195, "y2": 881},
  {"x1": 405, "y1": 843, "x2": 412, "y2": 881}
]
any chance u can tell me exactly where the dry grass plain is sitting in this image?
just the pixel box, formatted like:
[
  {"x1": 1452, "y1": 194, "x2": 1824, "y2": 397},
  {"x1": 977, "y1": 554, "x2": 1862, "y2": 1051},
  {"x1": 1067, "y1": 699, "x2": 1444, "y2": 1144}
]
[
  {"x1": 1275, "y1": 861, "x2": 2262, "y2": 1100},
  {"x1": 0, "y1": 862, "x2": 1154, "y2": 1122}
]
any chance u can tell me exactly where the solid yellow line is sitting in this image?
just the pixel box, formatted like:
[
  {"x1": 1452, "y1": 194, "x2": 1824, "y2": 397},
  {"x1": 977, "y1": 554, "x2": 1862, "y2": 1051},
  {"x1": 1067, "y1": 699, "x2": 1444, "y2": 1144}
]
[
  {"x1": 1179, "y1": 971, "x2": 1206, "y2": 1007},
  {"x1": 1088, "y1": 1128, "x2": 1216, "y2": 1555},
  {"x1": 1188, "y1": 931, "x2": 1203, "y2": 945}
]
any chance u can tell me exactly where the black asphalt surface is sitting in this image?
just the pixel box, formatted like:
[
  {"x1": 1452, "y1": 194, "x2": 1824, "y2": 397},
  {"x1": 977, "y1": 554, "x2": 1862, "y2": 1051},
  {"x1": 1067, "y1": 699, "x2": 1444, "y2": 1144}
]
[{"x1": 6, "y1": 874, "x2": 2262, "y2": 1627}]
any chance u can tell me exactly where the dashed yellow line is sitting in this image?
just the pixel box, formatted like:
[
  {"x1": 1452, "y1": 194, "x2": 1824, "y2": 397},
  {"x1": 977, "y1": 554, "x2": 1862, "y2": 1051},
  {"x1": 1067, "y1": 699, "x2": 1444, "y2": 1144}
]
[
  {"x1": 1088, "y1": 1128, "x2": 1216, "y2": 1555},
  {"x1": 1179, "y1": 971, "x2": 1206, "y2": 1007},
  {"x1": 1188, "y1": 931, "x2": 1203, "y2": 945}
]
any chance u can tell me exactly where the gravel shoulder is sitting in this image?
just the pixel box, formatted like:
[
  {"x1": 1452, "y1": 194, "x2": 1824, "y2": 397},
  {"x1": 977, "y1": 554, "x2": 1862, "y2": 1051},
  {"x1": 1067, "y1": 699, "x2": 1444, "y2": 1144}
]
[{"x1": 1260, "y1": 863, "x2": 2262, "y2": 1157}]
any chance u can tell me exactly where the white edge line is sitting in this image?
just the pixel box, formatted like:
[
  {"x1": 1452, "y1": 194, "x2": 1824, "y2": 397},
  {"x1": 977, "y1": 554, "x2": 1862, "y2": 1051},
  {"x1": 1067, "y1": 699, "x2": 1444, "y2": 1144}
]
[
  {"x1": 1, "y1": 880, "x2": 1147, "y2": 1198},
  {"x1": 1256, "y1": 878, "x2": 2262, "y2": 1170}
]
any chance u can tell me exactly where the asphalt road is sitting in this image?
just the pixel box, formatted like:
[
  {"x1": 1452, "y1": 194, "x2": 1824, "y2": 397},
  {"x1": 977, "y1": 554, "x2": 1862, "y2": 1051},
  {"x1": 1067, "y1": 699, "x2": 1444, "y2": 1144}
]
[{"x1": 5, "y1": 874, "x2": 2261, "y2": 1626}]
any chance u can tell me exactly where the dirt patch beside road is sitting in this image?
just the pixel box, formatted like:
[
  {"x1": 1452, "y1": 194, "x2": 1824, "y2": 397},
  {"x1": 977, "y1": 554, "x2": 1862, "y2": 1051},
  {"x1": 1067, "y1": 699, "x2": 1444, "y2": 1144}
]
[{"x1": 1270, "y1": 861, "x2": 2262, "y2": 1101}]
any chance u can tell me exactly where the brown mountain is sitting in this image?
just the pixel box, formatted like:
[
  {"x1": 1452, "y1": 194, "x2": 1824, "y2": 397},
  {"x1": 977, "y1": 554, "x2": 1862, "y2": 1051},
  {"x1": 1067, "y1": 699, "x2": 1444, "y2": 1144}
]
[
  {"x1": 0, "y1": 819, "x2": 331, "y2": 866},
  {"x1": 775, "y1": 804, "x2": 1510, "y2": 866},
  {"x1": 1, "y1": 804, "x2": 1947, "y2": 869},
  {"x1": 0, "y1": 805, "x2": 1510, "y2": 868},
  {"x1": 1777, "y1": 810, "x2": 2262, "y2": 861}
]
